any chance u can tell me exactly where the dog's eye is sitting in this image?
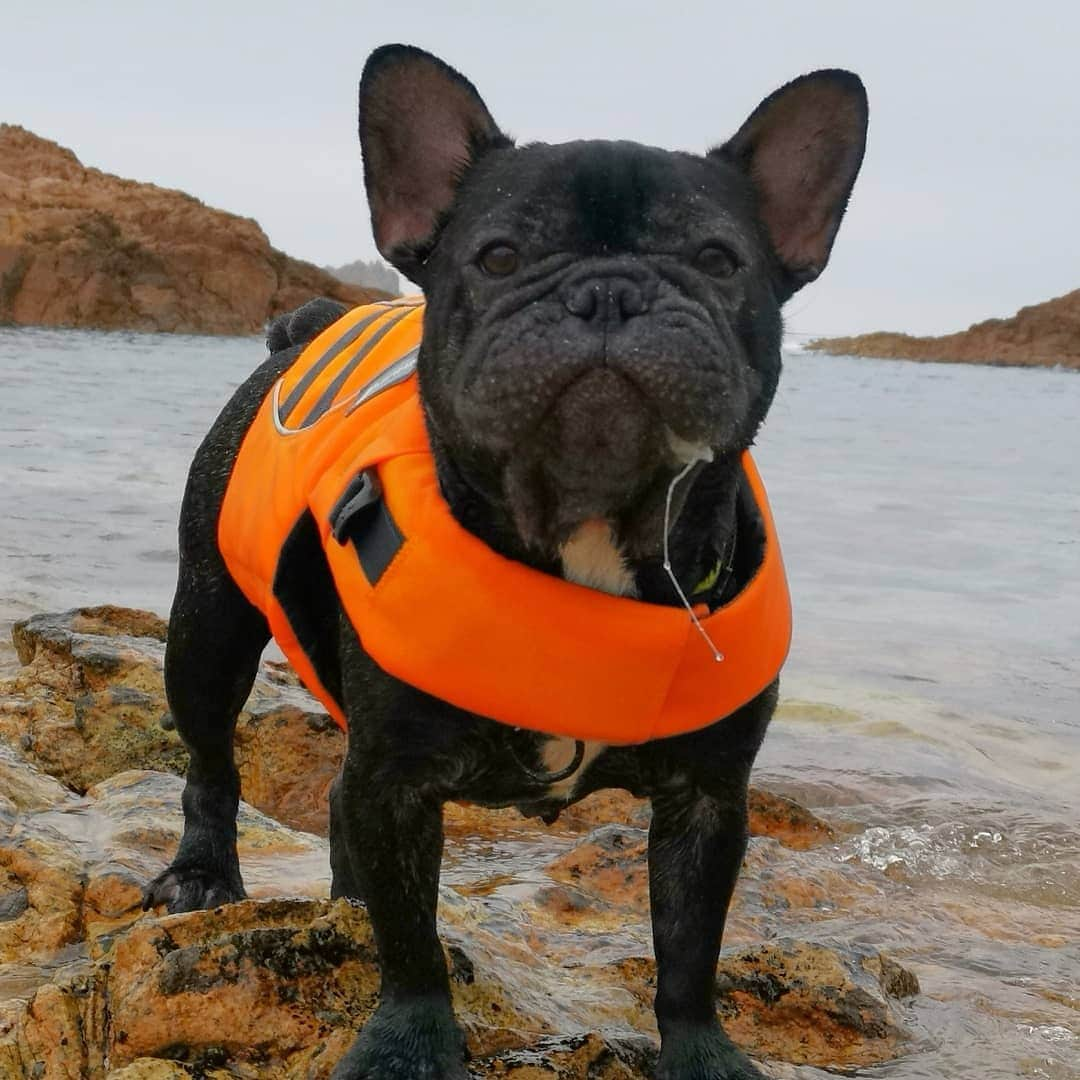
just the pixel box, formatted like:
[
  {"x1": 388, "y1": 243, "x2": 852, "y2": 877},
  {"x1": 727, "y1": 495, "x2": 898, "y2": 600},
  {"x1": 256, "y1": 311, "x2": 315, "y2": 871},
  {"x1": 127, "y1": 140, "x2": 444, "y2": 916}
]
[
  {"x1": 695, "y1": 244, "x2": 739, "y2": 278},
  {"x1": 478, "y1": 244, "x2": 519, "y2": 277}
]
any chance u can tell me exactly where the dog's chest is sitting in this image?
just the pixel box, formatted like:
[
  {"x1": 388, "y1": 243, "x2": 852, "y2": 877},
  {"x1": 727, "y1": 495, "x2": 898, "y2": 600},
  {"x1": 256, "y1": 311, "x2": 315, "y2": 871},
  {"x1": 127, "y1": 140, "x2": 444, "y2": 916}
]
[
  {"x1": 535, "y1": 521, "x2": 634, "y2": 795},
  {"x1": 558, "y1": 520, "x2": 637, "y2": 598}
]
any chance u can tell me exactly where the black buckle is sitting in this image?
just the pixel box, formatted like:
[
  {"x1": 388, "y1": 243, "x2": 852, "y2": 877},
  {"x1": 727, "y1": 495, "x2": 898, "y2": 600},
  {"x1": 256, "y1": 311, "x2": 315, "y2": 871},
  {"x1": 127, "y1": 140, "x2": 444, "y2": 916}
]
[
  {"x1": 328, "y1": 470, "x2": 404, "y2": 586},
  {"x1": 329, "y1": 471, "x2": 382, "y2": 544}
]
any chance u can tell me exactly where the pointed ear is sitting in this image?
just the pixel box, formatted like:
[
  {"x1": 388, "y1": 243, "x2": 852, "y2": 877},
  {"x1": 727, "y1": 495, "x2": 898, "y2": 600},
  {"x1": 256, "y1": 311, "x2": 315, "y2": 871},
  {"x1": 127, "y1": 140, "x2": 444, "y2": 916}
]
[
  {"x1": 358, "y1": 44, "x2": 510, "y2": 278},
  {"x1": 713, "y1": 70, "x2": 868, "y2": 296}
]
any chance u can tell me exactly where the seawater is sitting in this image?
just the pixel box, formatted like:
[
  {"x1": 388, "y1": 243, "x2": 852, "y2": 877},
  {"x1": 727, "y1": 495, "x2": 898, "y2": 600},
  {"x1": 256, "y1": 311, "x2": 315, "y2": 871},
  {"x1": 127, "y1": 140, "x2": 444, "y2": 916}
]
[{"x1": 0, "y1": 325, "x2": 1077, "y2": 1078}]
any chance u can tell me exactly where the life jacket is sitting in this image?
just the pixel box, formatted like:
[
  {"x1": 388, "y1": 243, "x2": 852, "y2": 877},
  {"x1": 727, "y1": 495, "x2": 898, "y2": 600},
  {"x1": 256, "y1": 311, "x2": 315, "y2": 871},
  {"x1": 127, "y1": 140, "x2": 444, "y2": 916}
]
[{"x1": 218, "y1": 299, "x2": 792, "y2": 744}]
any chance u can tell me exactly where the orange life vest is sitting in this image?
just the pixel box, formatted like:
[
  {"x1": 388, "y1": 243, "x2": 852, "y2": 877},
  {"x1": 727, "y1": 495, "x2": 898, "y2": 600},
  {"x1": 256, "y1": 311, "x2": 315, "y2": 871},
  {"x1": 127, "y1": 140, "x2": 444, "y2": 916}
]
[{"x1": 219, "y1": 299, "x2": 792, "y2": 743}]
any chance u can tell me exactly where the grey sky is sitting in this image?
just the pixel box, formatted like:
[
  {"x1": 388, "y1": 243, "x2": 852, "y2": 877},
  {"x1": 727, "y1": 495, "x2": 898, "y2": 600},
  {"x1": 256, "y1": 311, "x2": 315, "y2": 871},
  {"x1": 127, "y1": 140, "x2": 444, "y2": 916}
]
[{"x1": 4, "y1": 1, "x2": 1077, "y2": 338}]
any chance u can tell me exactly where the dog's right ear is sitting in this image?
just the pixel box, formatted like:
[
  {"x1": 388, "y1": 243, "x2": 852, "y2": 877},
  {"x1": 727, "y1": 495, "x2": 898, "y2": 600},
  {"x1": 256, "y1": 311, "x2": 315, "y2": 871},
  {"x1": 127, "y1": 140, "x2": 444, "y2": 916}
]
[{"x1": 359, "y1": 45, "x2": 509, "y2": 283}]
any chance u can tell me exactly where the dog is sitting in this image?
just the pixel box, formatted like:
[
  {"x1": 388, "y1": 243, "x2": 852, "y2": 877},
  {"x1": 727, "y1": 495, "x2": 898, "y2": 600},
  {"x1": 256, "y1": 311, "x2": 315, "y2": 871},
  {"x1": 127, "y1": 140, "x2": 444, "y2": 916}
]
[{"x1": 144, "y1": 44, "x2": 867, "y2": 1080}]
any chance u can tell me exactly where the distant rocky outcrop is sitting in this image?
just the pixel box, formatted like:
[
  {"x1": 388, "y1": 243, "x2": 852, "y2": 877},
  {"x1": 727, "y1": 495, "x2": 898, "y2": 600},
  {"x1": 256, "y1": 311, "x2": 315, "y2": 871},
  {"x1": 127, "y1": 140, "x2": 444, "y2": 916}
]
[
  {"x1": 325, "y1": 257, "x2": 399, "y2": 295},
  {"x1": 808, "y1": 288, "x2": 1080, "y2": 370},
  {"x1": 0, "y1": 125, "x2": 383, "y2": 335}
]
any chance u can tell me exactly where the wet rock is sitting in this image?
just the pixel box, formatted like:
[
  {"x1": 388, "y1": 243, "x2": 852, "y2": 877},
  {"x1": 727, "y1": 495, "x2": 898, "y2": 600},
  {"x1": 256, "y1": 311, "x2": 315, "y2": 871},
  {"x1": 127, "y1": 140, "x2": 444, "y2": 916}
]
[
  {"x1": 81, "y1": 771, "x2": 331, "y2": 923},
  {"x1": 712, "y1": 939, "x2": 915, "y2": 1068},
  {"x1": 552, "y1": 789, "x2": 651, "y2": 832},
  {"x1": 0, "y1": 1000, "x2": 28, "y2": 1076},
  {"x1": 544, "y1": 824, "x2": 649, "y2": 917},
  {"x1": 103, "y1": 898, "x2": 376, "y2": 1074},
  {"x1": 600, "y1": 939, "x2": 916, "y2": 1070},
  {"x1": 231, "y1": 687, "x2": 343, "y2": 837},
  {"x1": 2, "y1": 608, "x2": 186, "y2": 794},
  {"x1": 12, "y1": 606, "x2": 169, "y2": 661},
  {"x1": 3, "y1": 607, "x2": 345, "y2": 833},
  {"x1": 862, "y1": 952, "x2": 921, "y2": 999},
  {"x1": 7, "y1": 897, "x2": 655, "y2": 1079},
  {"x1": 19, "y1": 972, "x2": 101, "y2": 1078},
  {"x1": 0, "y1": 766, "x2": 330, "y2": 985},
  {"x1": 106, "y1": 1062, "x2": 229, "y2": 1080},
  {"x1": 0, "y1": 824, "x2": 84, "y2": 964},
  {"x1": 747, "y1": 789, "x2": 834, "y2": 850},
  {"x1": 476, "y1": 1031, "x2": 656, "y2": 1079},
  {"x1": 540, "y1": 786, "x2": 832, "y2": 851},
  {"x1": 0, "y1": 607, "x2": 917, "y2": 1076},
  {"x1": 0, "y1": 741, "x2": 76, "y2": 817}
]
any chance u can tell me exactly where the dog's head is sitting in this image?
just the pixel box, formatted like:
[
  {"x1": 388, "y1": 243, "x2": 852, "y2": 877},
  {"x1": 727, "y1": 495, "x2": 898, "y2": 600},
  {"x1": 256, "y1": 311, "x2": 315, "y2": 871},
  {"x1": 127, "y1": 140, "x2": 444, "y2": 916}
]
[{"x1": 358, "y1": 46, "x2": 867, "y2": 558}]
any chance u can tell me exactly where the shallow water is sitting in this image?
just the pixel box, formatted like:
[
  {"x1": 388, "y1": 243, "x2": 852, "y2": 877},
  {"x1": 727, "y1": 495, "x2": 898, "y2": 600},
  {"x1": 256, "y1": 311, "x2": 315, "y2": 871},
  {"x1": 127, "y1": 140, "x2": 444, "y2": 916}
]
[{"x1": 0, "y1": 326, "x2": 1077, "y2": 1076}]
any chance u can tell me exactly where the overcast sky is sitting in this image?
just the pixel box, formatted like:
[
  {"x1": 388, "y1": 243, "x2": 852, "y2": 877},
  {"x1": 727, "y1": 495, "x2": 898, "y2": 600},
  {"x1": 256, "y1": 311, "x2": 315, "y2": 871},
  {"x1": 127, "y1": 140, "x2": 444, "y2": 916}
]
[{"x1": 4, "y1": 1, "x2": 1077, "y2": 338}]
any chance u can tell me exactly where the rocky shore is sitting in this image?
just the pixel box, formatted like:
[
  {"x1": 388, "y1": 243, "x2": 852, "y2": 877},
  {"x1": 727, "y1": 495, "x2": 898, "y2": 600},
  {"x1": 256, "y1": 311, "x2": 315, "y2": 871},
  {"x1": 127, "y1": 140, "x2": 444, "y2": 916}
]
[
  {"x1": 808, "y1": 287, "x2": 1080, "y2": 370},
  {"x1": 0, "y1": 606, "x2": 919, "y2": 1078},
  {"x1": 0, "y1": 126, "x2": 380, "y2": 335}
]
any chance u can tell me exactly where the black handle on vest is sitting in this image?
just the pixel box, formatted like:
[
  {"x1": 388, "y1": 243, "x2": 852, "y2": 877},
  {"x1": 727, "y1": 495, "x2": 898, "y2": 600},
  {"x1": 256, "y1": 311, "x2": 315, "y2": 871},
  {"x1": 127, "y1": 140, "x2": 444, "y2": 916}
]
[{"x1": 329, "y1": 471, "x2": 382, "y2": 545}]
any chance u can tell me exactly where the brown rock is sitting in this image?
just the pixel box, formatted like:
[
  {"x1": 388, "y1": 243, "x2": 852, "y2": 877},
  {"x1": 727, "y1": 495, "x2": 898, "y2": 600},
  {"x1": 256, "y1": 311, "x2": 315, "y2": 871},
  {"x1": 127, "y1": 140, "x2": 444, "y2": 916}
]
[
  {"x1": 476, "y1": 1032, "x2": 654, "y2": 1079},
  {"x1": 2, "y1": 608, "x2": 185, "y2": 794},
  {"x1": 551, "y1": 789, "x2": 650, "y2": 832},
  {"x1": 0, "y1": 741, "x2": 76, "y2": 818},
  {"x1": 0, "y1": 125, "x2": 382, "y2": 335},
  {"x1": 747, "y1": 789, "x2": 834, "y2": 851},
  {"x1": 17, "y1": 973, "x2": 100, "y2": 1078},
  {"x1": 107, "y1": 1061, "x2": 230, "y2": 1080},
  {"x1": 544, "y1": 824, "x2": 649, "y2": 915},
  {"x1": 0, "y1": 893, "x2": 659, "y2": 1079},
  {"x1": 0, "y1": 825, "x2": 84, "y2": 965},
  {"x1": 521, "y1": 786, "x2": 832, "y2": 851},
  {"x1": 104, "y1": 898, "x2": 376, "y2": 1074},
  {"x1": 601, "y1": 939, "x2": 915, "y2": 1070},
  {"x1": 712, "y1": 939, "x2": 914, "y2": 1067},
  {"x1": 807, "y1": 287, "x2": 1080, "y2": 369},
  {"x1": 3, "y1": 607, "x2": 345, "y2": 833},
  {"x1": 232, "y1": 686, "x2": 343, "y2": 837},
  {"x1": 0, "y1": 1000, "x2": 29, "y2": 1076}
]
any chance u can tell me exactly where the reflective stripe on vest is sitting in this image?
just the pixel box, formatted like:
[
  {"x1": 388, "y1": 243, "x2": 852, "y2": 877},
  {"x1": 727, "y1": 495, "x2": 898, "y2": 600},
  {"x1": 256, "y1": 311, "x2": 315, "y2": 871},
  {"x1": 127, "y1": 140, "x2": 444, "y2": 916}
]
[{"x1": 218, "y1": 300, "x2": 792, "y2": 743}]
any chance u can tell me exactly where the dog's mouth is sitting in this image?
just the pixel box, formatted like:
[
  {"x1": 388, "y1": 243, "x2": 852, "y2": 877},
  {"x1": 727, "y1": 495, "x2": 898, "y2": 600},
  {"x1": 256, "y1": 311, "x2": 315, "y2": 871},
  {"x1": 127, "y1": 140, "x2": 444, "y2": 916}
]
[{"x1": 499, "y1": 368, "x2": 699, "y2": 557}]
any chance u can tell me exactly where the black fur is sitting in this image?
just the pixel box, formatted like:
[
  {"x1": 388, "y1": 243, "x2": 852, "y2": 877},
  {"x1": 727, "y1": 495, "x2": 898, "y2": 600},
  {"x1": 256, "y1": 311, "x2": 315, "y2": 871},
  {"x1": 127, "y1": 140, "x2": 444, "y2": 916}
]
[{"x1": 145, "y1": 45, "x2": 867, "y2": 1080}]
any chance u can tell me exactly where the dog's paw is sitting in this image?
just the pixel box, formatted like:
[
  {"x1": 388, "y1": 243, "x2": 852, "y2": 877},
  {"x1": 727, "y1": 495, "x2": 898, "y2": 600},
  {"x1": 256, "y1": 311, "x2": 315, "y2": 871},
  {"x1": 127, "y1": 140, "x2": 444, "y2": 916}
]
[
  {"x1": 330, "y1": 997, "x2": 468, "y2": 1080},
  {"x1": 142, "y1": 865, "x2": 247, "y2": 914},
  {"x1": 656, "y1": 1021, "x2": 766, "y2": 1080}
]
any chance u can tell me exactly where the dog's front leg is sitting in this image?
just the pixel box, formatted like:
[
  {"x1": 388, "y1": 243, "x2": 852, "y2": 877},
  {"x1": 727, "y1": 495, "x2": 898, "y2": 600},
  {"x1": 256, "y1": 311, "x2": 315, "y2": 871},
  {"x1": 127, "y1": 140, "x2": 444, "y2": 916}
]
[
  {"x1": 649, "y1": 780, "x2": 765, "y2": 1080},
  {"x1": 330, "y1": 754, "x2": 465, "y2": 1080}
]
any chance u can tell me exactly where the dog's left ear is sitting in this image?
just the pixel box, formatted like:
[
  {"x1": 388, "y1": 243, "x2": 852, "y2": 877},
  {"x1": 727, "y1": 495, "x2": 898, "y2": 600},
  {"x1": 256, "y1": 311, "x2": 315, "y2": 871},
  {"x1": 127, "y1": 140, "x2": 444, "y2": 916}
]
[
  {"x1": 714, "y1": 70, "x2": 868, "y2": 298},
  {"x1": 359, "y1": 44, "x2": 509, "y2": 282}
]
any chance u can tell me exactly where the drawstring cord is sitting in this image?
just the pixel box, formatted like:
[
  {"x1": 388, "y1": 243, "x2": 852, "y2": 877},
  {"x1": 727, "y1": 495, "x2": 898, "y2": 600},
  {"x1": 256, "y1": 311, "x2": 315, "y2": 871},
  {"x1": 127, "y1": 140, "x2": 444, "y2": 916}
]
[{"x1": 663, "y1": 456, "x2": 725, "y2": 663}]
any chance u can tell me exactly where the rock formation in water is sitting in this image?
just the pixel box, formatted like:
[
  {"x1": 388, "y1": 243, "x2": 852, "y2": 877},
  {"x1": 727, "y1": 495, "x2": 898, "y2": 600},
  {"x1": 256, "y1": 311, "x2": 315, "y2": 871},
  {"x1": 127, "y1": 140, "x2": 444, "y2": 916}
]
[
  {"x1": 325, "y1": 257, "x2": 400, "y2": 296},
  {"x1": 808, "y1": 288, "x2": 1080, "y2": 370},
  {"x1": 0, "y1": 125, "x2": 381, "y2": 335},
  {"x1": 0, "y1": 606, "x2": 919, "y2": 1078}
]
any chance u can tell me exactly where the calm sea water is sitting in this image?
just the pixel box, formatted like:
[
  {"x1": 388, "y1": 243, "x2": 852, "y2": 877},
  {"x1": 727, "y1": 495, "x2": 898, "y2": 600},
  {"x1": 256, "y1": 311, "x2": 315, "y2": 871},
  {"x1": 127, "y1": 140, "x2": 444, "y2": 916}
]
[{"x1": 0, "y1": 325, "x2": 1077, "y2": 1078}]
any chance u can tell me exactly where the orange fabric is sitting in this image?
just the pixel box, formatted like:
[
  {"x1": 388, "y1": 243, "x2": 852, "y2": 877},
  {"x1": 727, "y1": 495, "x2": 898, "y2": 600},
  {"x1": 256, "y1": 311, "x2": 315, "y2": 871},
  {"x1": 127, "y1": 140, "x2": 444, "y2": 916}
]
[{"x1": 219, "y1": 300, "x2": 792, "y2": 743}]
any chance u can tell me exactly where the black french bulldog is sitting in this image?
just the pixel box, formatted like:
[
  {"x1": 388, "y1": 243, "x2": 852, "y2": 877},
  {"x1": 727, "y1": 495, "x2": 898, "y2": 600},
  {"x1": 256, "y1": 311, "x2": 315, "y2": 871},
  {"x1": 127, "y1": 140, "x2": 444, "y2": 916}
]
[{"x1": 144, "y1": 44, "x2": 867, "y2": 1080}]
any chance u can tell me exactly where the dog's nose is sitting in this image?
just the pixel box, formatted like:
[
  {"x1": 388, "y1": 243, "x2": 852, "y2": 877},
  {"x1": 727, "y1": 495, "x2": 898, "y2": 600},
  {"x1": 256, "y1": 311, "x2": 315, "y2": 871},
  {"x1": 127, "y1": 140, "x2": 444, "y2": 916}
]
[{"x1": 563, "y1": 276, "x2": 649, "y2": 323}]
